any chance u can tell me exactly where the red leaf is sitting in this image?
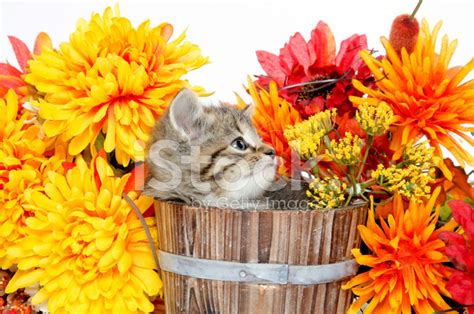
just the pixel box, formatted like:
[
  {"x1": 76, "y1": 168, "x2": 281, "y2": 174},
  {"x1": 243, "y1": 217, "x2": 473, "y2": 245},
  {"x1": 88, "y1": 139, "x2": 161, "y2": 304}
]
[
  {"x1": 441, "y1": 200, "x2": 474, "y2": 306},
  {"x1": 0, "y1": 63, "x2": 22, "y2": 76},
  {"x1": 449, "y1": 200, "x2": 474, "y2": 243},
  {"x1": 93, "y1": 149, "x2": 107, "y2": 189},
  {"x1": 8, "y1": 36, "x2": 31, "y2": 72},
  {"x1": 287, "y1": 32, "x2": 311, "y2": 74},
  {"x1": 0, "y1": 75, "x2": 27, "y2": 89},
  {"x1": 336, "y1": 34, "x2": 368, "y2": 71},
  {"x1": 446, "y1": 270, "x2": 474, "y2": 306},
  {"x1": 443, "y1": 159, "x2": 474, "y2": 202},
  {"x1": 33, "y1": 32, "x2": 52, "y2": 55},
  {"x1": 439, "y1": 231, "x2": 470, "y2": 271},
  {"x1": 124, "y1": 163, "x2": 147, "y2": 193},
  {"x1": 256, "y1": 51, "x2": 286, "y2": 85},
  {"x1": 143, "y1": 204, "x2": 155, "y2": 218},
  {"x1": 308, "y1": 21, "x2": 336, "y2": 68}
]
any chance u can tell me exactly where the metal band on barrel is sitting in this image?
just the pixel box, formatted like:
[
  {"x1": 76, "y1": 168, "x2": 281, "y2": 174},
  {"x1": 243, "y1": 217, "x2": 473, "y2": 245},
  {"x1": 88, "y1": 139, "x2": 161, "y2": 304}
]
[{"x1": 158, "y1": 250, "x2": 358, "y2": 285}]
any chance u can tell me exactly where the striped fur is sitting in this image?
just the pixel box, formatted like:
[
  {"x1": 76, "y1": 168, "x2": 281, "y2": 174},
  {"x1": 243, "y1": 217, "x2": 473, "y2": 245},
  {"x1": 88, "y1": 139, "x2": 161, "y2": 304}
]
[{"x1": 145, "y1": 89, "x2": 278, "y2": 206}]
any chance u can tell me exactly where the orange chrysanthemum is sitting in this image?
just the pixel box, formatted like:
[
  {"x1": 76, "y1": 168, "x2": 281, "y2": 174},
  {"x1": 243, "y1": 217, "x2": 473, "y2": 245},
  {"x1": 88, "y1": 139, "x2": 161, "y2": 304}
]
[
  {"x1": 237, "y1": 77, "x2": 302, "y2": 175},
  {"x1": 0, "y1": 89, "x2": 65, "y2": 269},
  {"x1": 6, "y1": 156, "x2": 161, "y2": 313},
  {"x1": 26, "y1": 6, "x2": 208, "y2": 166},
  {"x1": 343, "y1": 188, "x2": 457, "y2": 313},
  {"x1": 350, "y1": 20, "x2": 474, "y2": 179}
]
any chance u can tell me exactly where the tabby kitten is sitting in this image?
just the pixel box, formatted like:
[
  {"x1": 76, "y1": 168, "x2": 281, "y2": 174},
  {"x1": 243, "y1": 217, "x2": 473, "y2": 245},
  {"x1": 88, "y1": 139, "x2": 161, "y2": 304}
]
[{"x1": 145, "y1": 88, "x2": 308, "y2": 209}]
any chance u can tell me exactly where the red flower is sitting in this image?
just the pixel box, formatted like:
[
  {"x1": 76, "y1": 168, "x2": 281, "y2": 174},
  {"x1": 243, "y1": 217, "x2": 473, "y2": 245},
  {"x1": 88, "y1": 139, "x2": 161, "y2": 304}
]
[
  {"x1": 439, "y1": 200, "x2": 474, "y2": 310},
  {"x1": 256, "y1": 21, "x2": 372, "y2": 118}
]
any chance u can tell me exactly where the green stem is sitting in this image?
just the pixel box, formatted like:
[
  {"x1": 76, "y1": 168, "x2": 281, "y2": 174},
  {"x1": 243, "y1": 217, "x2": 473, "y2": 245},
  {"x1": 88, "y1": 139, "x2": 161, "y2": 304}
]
[
  {"x1": 360, "y1": 178, "x2": 376, "y2": 187},
  {"x1": 323, "y1": 135, "x2": 332, "y2": 153},
  {"x1": 323, "y1": 135, "x2": 349, "y2": 177},
  {"x1": 344, "y1": 194, "x2": 353, "y2": 207},
  {"x1": 319, "y1": 166, "x2": 331, "y2": 178},
  {"x1": 349, "y1": 167, "x2": 358, "y2": 193},
  {"x1": 357, "y1": 136, "x2": 373, "y2": 181},
  {"x1": 360, "y1": 179, "x2": 377, "y2": 192},
  {"x1": 326, "y1": 168, "x2": 337, "y2": 177},
  {"x1": 333, "y1": 159, "x2": 350, "y2": 177},
  {"x1": 310, "y1": 158, "x2": 319, "y2": 178},
  {"x1": 410, "y1": 0, "x2": 423, "y2": 20}
]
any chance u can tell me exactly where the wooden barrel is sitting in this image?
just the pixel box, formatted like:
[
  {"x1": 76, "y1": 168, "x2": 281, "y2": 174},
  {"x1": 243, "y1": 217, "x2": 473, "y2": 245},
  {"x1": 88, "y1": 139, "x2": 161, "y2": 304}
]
[{"x1": 154, "y1": 201, "x2": 367, "y2": 314}]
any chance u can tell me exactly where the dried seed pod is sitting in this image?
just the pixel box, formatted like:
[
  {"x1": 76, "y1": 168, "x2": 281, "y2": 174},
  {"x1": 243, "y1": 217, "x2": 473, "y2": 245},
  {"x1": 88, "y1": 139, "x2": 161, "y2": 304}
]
[
  {"x1": 389, "y1": 14, "x2": 420, "y2": 54},
  {"x1": 389, "y1": 0, "x2": 423, "y2": 54}
]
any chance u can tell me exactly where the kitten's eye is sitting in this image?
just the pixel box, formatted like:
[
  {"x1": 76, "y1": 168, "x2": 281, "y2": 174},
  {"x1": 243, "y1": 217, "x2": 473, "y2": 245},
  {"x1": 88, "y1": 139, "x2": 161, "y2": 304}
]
[{"x1": 231, "y1": 137, "x2": 249, "y2": 151}]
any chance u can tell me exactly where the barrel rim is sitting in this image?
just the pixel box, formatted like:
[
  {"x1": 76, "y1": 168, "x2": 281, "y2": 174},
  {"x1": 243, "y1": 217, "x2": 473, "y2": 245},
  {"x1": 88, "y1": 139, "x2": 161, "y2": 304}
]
[{"x1": 154, "y1": 198, "x2": 368, "y2": 213}]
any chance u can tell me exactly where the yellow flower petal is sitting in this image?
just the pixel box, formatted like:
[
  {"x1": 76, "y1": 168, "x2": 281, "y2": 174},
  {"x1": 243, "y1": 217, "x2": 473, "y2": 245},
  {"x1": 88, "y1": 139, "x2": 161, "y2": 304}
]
[
  {"x1": 31, "y1": 288, "x2": 51, "y2": 305},
  {"x1": 8, "y1": 155, "x2": 162, "y2": 313},
  {"x1": 118, "y1": 251, "x2": 133, "y2": 275},
  {"x1": 25, "y1": 5, "x2": 208, "y2": 166},
  {"x1": 6, "y1": 269, "x2": 44, "y2": 293}
]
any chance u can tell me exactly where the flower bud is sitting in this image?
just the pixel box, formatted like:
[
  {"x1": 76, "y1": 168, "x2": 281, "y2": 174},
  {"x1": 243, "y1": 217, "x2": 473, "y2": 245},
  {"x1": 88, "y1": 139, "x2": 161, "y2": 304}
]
[{"x1": 389, "y1": 14, "x2": 420, "y2": 54}]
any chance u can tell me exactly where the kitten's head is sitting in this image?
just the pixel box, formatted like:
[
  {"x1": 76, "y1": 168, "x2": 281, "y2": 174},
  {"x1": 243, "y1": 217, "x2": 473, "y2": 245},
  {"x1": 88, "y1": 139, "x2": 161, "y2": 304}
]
[{"x1": 145, "y1": 88, "x2": 277, "y2": 203}]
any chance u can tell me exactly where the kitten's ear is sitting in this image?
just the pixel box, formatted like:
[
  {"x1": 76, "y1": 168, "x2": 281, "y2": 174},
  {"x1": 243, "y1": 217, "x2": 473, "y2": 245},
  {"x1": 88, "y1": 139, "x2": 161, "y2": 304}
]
[
  {"x1": 169, "y1": 88, "x2": 204, "y2": 140},
  {"x1": 242, "y1": 103, "x2": 255, "y2": 117}
]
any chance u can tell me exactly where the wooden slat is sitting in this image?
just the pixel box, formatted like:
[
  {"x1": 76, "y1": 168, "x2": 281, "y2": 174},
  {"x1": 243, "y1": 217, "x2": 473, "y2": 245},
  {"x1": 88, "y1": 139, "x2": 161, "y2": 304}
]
[{"x1": 155, "y1": 201, "x2": 367, "y2": 313}]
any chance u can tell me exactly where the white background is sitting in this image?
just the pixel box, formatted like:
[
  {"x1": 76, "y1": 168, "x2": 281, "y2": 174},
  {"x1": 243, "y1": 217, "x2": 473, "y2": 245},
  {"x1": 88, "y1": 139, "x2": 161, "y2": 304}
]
[
  {"x1": 1, "y1": 0, "x2": 473, "y2": 170},
  {"x1": 0, "y1": 0, "x2": 473, "y2": 102}
]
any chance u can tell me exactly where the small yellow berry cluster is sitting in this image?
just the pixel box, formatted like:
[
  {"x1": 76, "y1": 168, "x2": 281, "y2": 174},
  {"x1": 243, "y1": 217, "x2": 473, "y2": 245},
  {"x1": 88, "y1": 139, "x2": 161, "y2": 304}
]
[
  {"x1": 284, "y1": 109, "x2": 336, "y2": 160},
  {"x1": 371, "y1": 164, "x2": 435, "y2": 199},
  {"x1": 285, "y1": 128, "x2": 325, "y2": 160},
  {"x1": 306, "y1": 176, "x2": 347, "y2": 209},
  {"x1": 328, "y1": 132, "x2": 364, "y2": 166},
  {"x1": 355, "y1": 101, "x2": 394, "y2": 136},
  {"x1": 404, "y1": 141, "x2": 440, "y2": 168}
]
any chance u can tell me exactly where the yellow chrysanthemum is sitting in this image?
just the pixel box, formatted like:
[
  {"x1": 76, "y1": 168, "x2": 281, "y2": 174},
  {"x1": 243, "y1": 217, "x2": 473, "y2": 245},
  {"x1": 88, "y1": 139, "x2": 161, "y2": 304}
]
[
  {"x1": 343, "y1": 188, "x2": 456, "y2": 313},
  {"x1": 350, "y1": 20, "x2": 474, "y2": 179},
  {"x1": 0, "y1": 89, "x2": 64, "y2": 269},
  {"x1": 5, "y1": 156, "x2": 161, "y2": 314},
  {"x1": 355, "y1": 101, "x2": 394, "y2": 136},
  {"x1": 26, "y1": 6, "x2": 209, "y2": 166},
  {"x1": 306, "y1": 176, "x2": 347, "y2": 209},
  {"x1": 236, "y1": 77, "x2": 302, "y2": 176}
]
